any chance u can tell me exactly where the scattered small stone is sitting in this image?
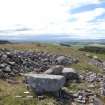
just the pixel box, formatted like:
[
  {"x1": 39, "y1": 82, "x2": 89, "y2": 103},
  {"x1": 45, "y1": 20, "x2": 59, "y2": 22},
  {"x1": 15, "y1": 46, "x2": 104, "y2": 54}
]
[
  {"x1": 93, "y1": 56, "x2": 98, "y2": 59},
  {"x1": 100, "y1": 81, "x2": 105, "y2": 96},
  {"x1": 26, "y1": 95, "x2": 33, "y2": 98},
  {"x1": 62, "y1": 68, "x2": 80, "y2": 82},
  {"x1": 15, "y1": 95, "x2": 22, "y2": 98},
  {"x1": 38, "y1": 95, "x2": 45, "y2": 100},
  {"x1": 44, "y1": 65, "x2": 63, "y2": 75},
  {"x1": 24, "y1": 91, "x2": 30, "y2": 94},
  {"x1": 88, "y1": 84, "x2": 95, "y2": 88}
]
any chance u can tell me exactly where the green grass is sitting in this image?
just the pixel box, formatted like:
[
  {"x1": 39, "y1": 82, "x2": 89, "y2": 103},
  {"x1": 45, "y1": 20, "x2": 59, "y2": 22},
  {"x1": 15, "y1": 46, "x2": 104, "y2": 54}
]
[
  {"x1": 0, "y1": 78, "x2": 61, "y2": 105},
  {"x1": 0, "y1": 43, "x2": 105, "y2": 105}
]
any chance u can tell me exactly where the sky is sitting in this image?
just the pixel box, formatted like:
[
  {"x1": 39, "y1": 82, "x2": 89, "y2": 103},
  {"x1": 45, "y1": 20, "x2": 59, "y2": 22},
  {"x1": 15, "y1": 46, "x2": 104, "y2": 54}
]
[{"x1": 0, "y1": 0, "x2": 105, "y2": 40}]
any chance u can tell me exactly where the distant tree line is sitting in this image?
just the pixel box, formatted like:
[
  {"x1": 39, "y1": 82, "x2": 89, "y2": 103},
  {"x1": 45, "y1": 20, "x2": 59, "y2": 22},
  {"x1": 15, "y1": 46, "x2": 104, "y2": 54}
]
[
  {"x1": 0, "y1": 40, "x2": 11, "y2": 44},
  {"x1": 60, "y1": 43, "x2": 71, "y2": 47},
  {"x1": 79, "y1": 46, "x2": 105, "y2": 54}
]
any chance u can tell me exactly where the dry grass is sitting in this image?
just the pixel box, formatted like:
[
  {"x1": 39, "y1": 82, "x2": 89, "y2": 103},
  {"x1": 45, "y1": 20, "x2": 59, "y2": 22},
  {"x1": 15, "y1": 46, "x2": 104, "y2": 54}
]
[
  {"x1": 0, "y1": 78, "x2": 60, "y2": 105},
  {"x1": 0, "y1": 43, "x2": 76, "y2": 105},
  {"x1": 0, "y1": 43, "x2": 105, "y2": 105}
]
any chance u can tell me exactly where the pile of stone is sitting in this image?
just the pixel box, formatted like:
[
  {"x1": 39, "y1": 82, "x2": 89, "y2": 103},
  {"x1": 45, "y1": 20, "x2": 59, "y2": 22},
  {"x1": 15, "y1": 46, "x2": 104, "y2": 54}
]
[
  {"x1": 100, "y1": 79, "x2": 105, "y2": 96},
  {"x1": 89, "y1": 58, "x2": 105, "y2": 71},
  {"x1": 85, "y1": 72, "x2": 97, "y2": 82},
  {"x1": 0, "y1": 48, "x2": 76, "y2": 79},
  {"x1": 24, "y1": 66, "x2": 80, "y2": 94},
  {"x1": 74, "y1": 89, "x2": 94, "y2": 104},
  {"x1": 89, "y1": 59, "x2": 103, "y2": 68},
  {"x1": 44, "y1": 66, "x2": 80, "y2": 82},
  {"x1": 80, "y1": 72, "x2": 104, "y2": 83}
]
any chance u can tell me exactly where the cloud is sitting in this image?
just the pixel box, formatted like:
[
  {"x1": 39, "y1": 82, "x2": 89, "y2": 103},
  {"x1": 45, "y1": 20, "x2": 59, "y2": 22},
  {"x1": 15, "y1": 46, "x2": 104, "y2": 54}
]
[
  {"x1": 64, "y1": 0, "x2": 101, "y2": 8},
  {"x1": 0, "y1": 0, "x2": 70, "y2": 34},
  {"x1": 71, "y1": 8, "x2": 105, "y2": 22},
  {"x1": 0, "y1": 0, "x2": 105, "y2": 39},
  {"x1": 70, "y1": 2, "x2": 105, "y2": 14},
  {"x1": 0, "y1": 25, "x2": 32, "y2": 35}
]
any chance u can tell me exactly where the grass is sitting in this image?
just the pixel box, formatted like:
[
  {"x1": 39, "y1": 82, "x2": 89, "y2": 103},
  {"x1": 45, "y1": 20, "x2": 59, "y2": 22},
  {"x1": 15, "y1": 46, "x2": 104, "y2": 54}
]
[
  {"x1": 0, "y1": 43, "x2": 79, "y2": 105},
  {"x1": 0, "y1": 43, "x2": 105, "y2": 105},
  {"x1": 0, "y1": 78, "x2": 60, "y2": 105}
]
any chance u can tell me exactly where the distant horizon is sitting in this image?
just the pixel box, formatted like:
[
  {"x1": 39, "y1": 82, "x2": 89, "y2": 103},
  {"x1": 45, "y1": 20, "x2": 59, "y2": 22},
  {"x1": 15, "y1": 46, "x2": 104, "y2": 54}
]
[{"x1": 0, "y1": 34, "x2": 105, "y2": 42}]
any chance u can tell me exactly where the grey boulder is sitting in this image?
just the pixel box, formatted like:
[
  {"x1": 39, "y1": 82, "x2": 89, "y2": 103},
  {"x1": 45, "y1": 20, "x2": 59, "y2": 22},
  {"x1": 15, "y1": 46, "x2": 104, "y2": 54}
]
[
  {"x1": 3, "y1": 66, "x2": 11, "y2": 73},
  {"x1": 24, "y1": 74, "x2": 65, "y2": 93},
  {"x1": 62, "y1": 68, "x2": 80, "y2": 82},
  {"x1": 44, "y1": 65, "x2": 63, "y2": 75},
  {"x1": 55, "y1": 56, "x2": 72, "y2": 65}
]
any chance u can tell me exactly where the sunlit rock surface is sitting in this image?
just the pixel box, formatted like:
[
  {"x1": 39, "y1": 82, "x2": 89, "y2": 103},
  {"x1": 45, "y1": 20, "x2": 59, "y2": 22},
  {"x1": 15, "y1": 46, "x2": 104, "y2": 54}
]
[{"x1": 24, "y1": 74, "x2": 65, "y2": 93}]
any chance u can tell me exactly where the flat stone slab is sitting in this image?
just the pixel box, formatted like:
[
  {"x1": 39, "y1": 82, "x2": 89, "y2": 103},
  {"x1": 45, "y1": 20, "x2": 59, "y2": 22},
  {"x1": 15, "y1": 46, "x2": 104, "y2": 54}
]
[
  {"x1": 24, "y1": 74, "x2": 65, "y2": 93},
  {"x1": 62, "y1": 68, "x2": 76, "y2": 73},
  {"x1": 44, "y1": 65, "x2": 63, "y2": 75}
]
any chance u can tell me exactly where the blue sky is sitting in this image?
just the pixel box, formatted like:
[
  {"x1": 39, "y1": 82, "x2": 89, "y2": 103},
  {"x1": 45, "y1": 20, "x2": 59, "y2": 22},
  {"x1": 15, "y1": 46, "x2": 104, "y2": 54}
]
[{"x1": 0, "y1": 0, "x2": 105, "y2": 39}]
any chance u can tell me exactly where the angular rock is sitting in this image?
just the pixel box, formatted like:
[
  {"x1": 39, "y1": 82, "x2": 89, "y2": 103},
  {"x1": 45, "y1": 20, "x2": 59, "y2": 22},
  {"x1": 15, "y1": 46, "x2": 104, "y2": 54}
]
[
  {"x1": 24, "y1": 74, "x2": 65, "y2": 93},
  {"x1": 44, "y1": 65, "x2": 63, "y2": 75},
  {"x1": 3, "y1": 66, "x2": 11, "y2": 73},
  {"x1": 8, "y1": 62, "x2": 15, "y2": 66},
  {"x1": 1, "y1": 54, "x2": 8, "y2": 60},
  {"x1": 100, "y1": 81, "x2": 105, "y2": 96},
  {"x1": 0, "y1": 63, "x2": 6, "y2": 68},
  {"x1": 62, "y1": 68, "x2": 80, "y2": 82},
  {"x1": 85, "y1": 72, "x2": 97, "y2": 82},
  {"x1": 55, "y1": 56, "x2": 72, "y2": 65}
]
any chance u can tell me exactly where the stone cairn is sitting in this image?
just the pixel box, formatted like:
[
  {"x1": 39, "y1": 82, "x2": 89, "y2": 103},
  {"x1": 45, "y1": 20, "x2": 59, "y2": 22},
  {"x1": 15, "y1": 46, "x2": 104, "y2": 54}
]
[{"x1": 0, "y1": 48, "x2": 77, "y2": 79}]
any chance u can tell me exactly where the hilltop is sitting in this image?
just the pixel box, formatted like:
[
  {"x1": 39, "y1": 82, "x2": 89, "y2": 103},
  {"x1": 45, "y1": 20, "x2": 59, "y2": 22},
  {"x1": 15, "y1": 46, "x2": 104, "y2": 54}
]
[{"x1": 0, "y1": 43, "x2": 105, "y2": 105}]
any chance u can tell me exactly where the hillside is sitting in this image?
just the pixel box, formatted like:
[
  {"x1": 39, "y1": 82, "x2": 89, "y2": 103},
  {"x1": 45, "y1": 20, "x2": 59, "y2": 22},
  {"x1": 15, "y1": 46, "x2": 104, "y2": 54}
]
[{"x1": 0, "y1": 43, "x2": 105, "y2": 105}]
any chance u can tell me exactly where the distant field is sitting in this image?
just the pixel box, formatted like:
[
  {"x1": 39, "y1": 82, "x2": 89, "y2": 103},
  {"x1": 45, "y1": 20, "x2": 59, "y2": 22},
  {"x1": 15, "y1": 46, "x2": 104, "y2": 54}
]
[{"x1": 89, "y1": 44, "x2": 105, "y2": 47}]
